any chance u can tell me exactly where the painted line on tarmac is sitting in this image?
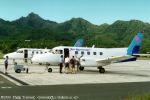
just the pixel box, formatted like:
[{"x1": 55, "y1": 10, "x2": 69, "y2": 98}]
[
  {"x1": 1, "y1": 87, "x2": 12, "y2": 89},
  {"x1": 0, "y1": 71, "x2": 29, "y2": 86}
]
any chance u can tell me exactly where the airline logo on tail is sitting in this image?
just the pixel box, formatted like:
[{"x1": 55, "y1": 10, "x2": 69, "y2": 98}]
[
  {"x1": 127, "y1": 33, "x2": 144, "y2": 55},
  {"x1": 74, "y1": 39, "x2": 84, "y2": 47},
  {"x1": 135, "y1": 35, "x2": 142, "y2": 44}
]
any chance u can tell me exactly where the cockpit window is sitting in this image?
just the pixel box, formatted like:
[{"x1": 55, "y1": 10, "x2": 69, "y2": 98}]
[
  {"x1": 52, "y1": 49, "x2": 63, "y2": 54},
  {"x1": 49, "y1": 50, "x2": 52, "y2": 53},
  {"x1": 17, "y1": 50, "x2": 23, "y2": 53}
]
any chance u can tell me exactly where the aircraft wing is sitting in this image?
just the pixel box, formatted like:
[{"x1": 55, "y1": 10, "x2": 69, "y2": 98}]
[{"x1": 96, "y1": 55, "x2": 137, "y2": 65}]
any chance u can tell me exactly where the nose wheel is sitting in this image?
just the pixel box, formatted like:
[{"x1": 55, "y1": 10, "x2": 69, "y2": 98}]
[
  {"x1": 46, "y1": 63, "x2": 52, "y2": 73},
  {"x1": 48, "y1": 68, "x2": 52, "y2": 72},
  {"x1": 79, "y1": 66, "x2": 84, "y2": 71}
]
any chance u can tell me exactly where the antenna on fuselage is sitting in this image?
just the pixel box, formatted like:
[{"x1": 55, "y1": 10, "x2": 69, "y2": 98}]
[{"x1": 92, "y1": 45, "x2": 95, "y2": 48}]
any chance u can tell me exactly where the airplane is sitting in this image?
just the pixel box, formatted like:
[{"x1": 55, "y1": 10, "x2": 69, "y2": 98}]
[
  {"x1": 3, "y1": 39, "x2": 84, "y2": 61},
  {"x1": 3, "y1": 48, "x2": 51, "y2": 60},
  {"x1": 3, "y1": 48, "x2": 51, "y2": 63},
  {"x1": 31, "y1": 33, "x2": 144, "y2": 73}
]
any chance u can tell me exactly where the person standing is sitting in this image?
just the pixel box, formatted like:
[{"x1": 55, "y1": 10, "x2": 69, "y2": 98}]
[
  {"x1": 65, "y1": 56, "x2": 70, "y2": 73},
  {"x1": 75, "y1": 55, "x2": 83, "y2": 72},
  {"x1": 59, "y1": 55, "x2": 64, "y2": 73},
  {"x1": 76, "y1": 58, "x2": 80, "y2": 71},
  {"x1": 4, "y1": 56, "x2": 8, "y2": 74},
  {"x1": 70, "y1": 56, "x2": 76, "y2": 74}
]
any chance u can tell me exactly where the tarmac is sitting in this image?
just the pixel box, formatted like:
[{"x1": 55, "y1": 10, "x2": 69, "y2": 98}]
[
  {"x1": 0, "y1": 59, "x2": 150, "y2": 86},
  {"x1": 0, "y1": 59, "x2": 150, "y2": 100}
]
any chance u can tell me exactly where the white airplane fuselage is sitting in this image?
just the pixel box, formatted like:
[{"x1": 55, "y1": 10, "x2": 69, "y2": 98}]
[
  {"x1": 32, "y1": 46, "x2": 128, "y2": 67},
  {"x1": 3, "y1": 48, "x2": 51, "y2": 60}
]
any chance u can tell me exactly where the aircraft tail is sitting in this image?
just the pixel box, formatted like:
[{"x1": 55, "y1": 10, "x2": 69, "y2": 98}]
[
  {"x1": 127, "y1": 33, "x2": 144, "y2": 55},
  {"x1": 74, "y1": 39, "x2": 84, "y2": 47}
]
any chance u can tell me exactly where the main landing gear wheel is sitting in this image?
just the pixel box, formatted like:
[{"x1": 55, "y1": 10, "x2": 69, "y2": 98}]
[
  {"x1": 48, "y1": 68, "x2": 52, "y2": 73},
  {"x1": 98, "y1": 67, "x2": 105, "y2": 73},
  {"x1": 79, "y1": 67, "x2": 84, "y2": 71},
  {"x1": 15, "y1": 69, "x2": 21, "y2": 73}
]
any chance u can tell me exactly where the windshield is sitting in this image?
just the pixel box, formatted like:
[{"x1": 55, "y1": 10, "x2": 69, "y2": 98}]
[
  {"x1": 48, "y1": 50, "x2": 52, "y2": 53},
  {"x1": 16, "y1": 50, "x2": 23, "y2": 53},
  {"x1": 52, "y1": 49, "x2": 63, "y2": 54}
]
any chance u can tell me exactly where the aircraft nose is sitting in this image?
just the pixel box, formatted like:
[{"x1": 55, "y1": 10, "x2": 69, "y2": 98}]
[
  {"x1": 31, "y1": 54, "x2": 46, "y2": 63},
  {"x1": 31, "y1": 56, "x2": 39, "y2": 63},
  {"x1": 31, "y1": 53, "x2": 59, "y2": 63}
]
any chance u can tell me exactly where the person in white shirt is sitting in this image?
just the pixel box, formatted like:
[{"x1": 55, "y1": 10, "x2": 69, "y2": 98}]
[{"x1": 65, "y1": 56, "x2": 70, "y2": 73}]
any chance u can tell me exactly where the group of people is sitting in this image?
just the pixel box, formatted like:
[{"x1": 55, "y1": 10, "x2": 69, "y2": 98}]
[
  {"x1": 59, "y1": 55, "x2": 80, "y2": 74},
  {"x1": 4, "y1": 55, "x2": 81, "y2": 74}
]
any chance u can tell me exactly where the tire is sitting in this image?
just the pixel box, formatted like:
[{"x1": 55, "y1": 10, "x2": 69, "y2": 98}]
[
  {"x1": 79, "y1": 67, "x2": 84, "y2": 71},
  {"x1": 48, "y1": 68, "x2": 52, "y2": 72},
  {"x1": 15, "y1": 69, "x2": 21, "y2": 73},
  {"x1": 99, "y1": 68, "x2": 105, "y2": 73}
]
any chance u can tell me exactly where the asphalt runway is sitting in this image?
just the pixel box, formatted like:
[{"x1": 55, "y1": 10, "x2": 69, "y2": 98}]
[
  {"x1": 0, "y1": 75, "x2": 16, "y2": 87},
  {"x1": 1, "y1": 77, "x2": 150, "y2": 100}
]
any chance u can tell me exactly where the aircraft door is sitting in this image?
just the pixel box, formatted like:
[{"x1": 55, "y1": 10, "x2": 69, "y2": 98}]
[
  {"x1": 64, "y1": 48, "x2": 69, "y2": 58},
  {"x1": 24, "y1": 49, "x2": 28, "y2": 63}
]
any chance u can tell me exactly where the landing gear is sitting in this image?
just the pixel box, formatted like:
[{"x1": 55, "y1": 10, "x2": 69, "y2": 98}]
[
  {"x1": 79, "y1": 66, "x2": 84, "y2": 71},
  {"x1": 46, "y1": 63, "x2": 52, "y2": 73},
  {"x1": 98, "y1": 66, "x2": 105, "y2": 73},
  {"x1": 15, "y1": 69, "x2": 21, "y2": 73},
  {"x1": 48, "y1": 68, "x2": 52, "y2": 72}
]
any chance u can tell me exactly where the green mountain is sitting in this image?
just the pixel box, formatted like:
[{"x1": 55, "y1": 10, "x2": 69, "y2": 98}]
[{"x1": 0, "y1": 12, "x2": 150, "y2": 53}]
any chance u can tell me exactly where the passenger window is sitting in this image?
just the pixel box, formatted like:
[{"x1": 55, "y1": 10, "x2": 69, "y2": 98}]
[
  {"x1": 59, "y1": 50, "x2": 63, "y2": 54},
  {"x1": 36, "y1": 51, "x2": 38, "y2": 54},
  {"x1": 45, "y1": 52, "x2": 47, "y2": 53},
  {"x1": 49, "y1": 50, "x2": 52, "y2": 53},
  {"x1": 81, "y1": 51, "x2": 84, "y2": 55},
  {"x1": 87, "y1": 52, "x2": 90, "y2": 55},
  {"x1": 40, "y1": 52, "x2": 43, "y2": 54},
  {"x1": 93, "y1": 52, "x2": 96, "y2": 55},
  {"x1": 32, "y1": 51, "x2": 34, "y2": 54},
  {"x1": 75, "y1": 51, "x2": 78, "y2": 54},
  {"x1": 100, "y1": 52, "x2": 103, "y2": 55}
]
